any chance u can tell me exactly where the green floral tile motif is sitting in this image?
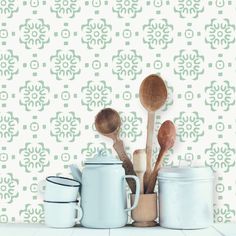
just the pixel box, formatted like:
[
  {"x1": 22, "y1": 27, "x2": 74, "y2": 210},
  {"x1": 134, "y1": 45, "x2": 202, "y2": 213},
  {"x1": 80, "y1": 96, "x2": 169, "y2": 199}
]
[
  {"x1": 214, "y1": 204, "x2": 236, "y2": 223},
  {"x1": 0, "y1": 214, "x2": 8, "y2": 223},
  {"x1": 50, "y1": 0, "x2": 81, "y2": 18},
  {"x1": 28, "y1": 181, "x2": 40, "y2": 196},
  {"x1": 1, "y1": 0, "x2": 236, "y2": 223},
  {"x1": 178, "y1": 151, "x2": 196, "y2": 167},
  {"x1": 120, "y1": 112, "x2": 142, "y2": 142},
  {"x1": 205, "y1": 143, "x2": 235, "y2": 173},
  {"x1": 205, "y1": 19, "x2": 235, "y2": 49},
  {"x1": 174, "y1": 0, "x2": 204, "y2": 18},
  {"x1": 81, "y1": 81, "x2": 112, "y2": 111},
  {"x1": 112, "y1": 0, "x2": 142, "y2": 18},
  {"x1": 112, "y1": 50, "x2": 142, "y2": 80},
  {"x1": 174, "y1": 50, "x2": 204, "y2": 80},
  {"x1": 205, "y1": 81, "x2": 235, "y2": 111},
  {"x1": 174, "y1": 112, "x2": 204, "y2": 142},
  {"x1": 19, "y1": 19, "x2": 50, "y2": 49},
  {"x1": 0, "y1": 89, "x2": 9, "y2": 107},
  {"x1": 0, "y1": 112, "x2": 18, "y2": 142},
  {"x1": 0, "y1": 25, "x2": 8, "y2": 44},
  {"x1": 50, "y1": 50, "x2": 81, "y2": 80},
  {"x1": 0, "y1": 50, "x2": 18, "y2": 80},
  {"x1": 153, "y1": 0, "x2": 163, "y2": 8},
  {"x1": 19, "y1": 143, "x2": 50, "y2": 173},
  {"x1": 50, "y1": 112, "x2": 80, "y2": 142},
  {"x1": 161, "y1": 82, "x2": 173, "y2": 111},
  {"x1": 28, "y1": 0, "x2": 41, "y2": 8},
  {"x1": 0, "y1": 0, "x2": 18, "y2": 18},
  {"x1": 0, "y1": 173, "x2": 18, "y2": 203},
  {"x1": 20, "y1": 204, "x2": 44, "y2": 223},
  {"x1": 19, "y1": 81, "x2": 50, "y2": 111},
  {"x1": 0, "y1": 152, "x2": 8, "y2": 162},
  {"x1": 81, "y1": 19, "x2": 112, "y2": 49},
  {"x1": 81, "y1": 143, "x2": 112, "y2": 157},
  {"x1": 143, "y1": 19, "x2": 173, "y2": 49}
]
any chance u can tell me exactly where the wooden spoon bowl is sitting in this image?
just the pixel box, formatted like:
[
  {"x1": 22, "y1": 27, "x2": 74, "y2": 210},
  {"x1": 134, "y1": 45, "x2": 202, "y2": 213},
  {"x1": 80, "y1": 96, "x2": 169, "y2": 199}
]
[
  {"x1": 158, "y1": 120, "x2": 176, "y2": 150},
  {"x1": 95, "y1": 108, "x2": 121, "y2": 137},
  {"x1": 139, "y1": 74, "x2": 167, "y2": 112}
]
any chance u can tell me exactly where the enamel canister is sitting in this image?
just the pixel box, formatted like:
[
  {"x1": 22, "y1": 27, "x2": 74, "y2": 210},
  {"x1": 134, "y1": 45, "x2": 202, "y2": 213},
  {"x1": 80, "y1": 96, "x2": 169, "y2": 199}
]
[
  {"x1": 158, "y1": 167, "x2": 214, "y2": 229},
  {"x1": 80, "y1": 152, "x2": 140, "y2": 228}
]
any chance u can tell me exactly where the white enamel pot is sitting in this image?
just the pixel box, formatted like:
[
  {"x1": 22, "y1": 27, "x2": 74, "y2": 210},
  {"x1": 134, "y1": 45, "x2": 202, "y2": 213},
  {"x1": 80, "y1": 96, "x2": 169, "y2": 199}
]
[
  {"x1": 80, "y1": 152, "x2": 140, "y2": 229},
  {"x1": 158, "y1": 167, "x2": 214, "y2": 229}
]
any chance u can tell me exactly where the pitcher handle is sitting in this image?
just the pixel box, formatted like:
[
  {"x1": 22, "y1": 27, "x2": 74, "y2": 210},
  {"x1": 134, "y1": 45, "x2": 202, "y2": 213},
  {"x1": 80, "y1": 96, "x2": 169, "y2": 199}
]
[{"x1": 123, "y1": 175, "x2": 140, "y2": 212}]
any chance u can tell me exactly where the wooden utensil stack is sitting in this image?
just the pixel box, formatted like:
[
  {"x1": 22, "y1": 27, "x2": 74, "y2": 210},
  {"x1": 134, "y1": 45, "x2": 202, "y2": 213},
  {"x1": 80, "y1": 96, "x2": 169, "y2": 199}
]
[{"x1": 95, "y1": 74, "x2": 176, "y2": 195}]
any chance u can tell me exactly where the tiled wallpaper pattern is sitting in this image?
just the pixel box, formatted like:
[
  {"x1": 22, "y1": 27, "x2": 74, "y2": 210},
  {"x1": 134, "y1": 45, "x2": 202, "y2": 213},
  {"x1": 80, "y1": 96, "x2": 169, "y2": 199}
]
[{"x1": 0, "y1": 0, "x2": 235, "y2": 223}]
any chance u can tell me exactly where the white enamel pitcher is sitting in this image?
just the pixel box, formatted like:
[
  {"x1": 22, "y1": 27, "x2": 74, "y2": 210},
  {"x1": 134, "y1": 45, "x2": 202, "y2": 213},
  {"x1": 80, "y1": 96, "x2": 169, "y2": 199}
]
[{"x1": 74, "y1": 151, "x2": 140, "y2": 229}]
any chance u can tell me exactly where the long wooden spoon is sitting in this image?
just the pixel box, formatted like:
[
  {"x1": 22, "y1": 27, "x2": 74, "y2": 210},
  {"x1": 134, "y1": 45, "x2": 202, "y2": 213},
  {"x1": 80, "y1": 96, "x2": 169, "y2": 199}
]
[
  {"x1": 139, "y1": 74, "x2": 167, "y2": 191},
  {"x1": 95, "y1": 108, "x2": 137, "y2": 193},
  {"x1": 145, "y1": 120, "x2": 176, "y2": 194}
]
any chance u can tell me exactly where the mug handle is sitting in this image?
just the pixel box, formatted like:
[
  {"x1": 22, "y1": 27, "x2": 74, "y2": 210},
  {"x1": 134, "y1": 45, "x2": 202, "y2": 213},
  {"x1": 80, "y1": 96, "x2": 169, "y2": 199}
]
[
  {"x1": 123, "y1": 175, "x2": 140, "y2": 212},
  {"x1": 38, "y1": 180, "x2": 46, "y2": 197},
  {"x1": 75, "y1": 206, "x2": 83, "y2": 223}
]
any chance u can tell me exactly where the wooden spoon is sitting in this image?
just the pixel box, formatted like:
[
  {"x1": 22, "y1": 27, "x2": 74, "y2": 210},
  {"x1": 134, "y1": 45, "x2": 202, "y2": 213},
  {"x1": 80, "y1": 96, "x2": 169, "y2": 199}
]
[
  {"x1": 145, "y1": 120, "x2": 176, "y2": 194},
  {"x1": 95, "y1": 108, "x2": 137, "y2": 193},
  {"x1": 139, "y1": 74, "x2": 167, "y2": 191}
]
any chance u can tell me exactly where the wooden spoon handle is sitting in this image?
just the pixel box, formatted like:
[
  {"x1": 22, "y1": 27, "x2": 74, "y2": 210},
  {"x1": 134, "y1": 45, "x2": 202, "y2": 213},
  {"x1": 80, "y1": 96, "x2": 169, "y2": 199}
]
[
  {"x1": 145, "y1": 148, "x2": 166, "y2": 194},
  {"x1": 143, "y1": 111, "x2": 155, "y2": 190},
  {"x1": 113, "y1": 139, "x2": 137, "y2": 193},
  {"x1": 133, "y1": 149, "x2": 146, "y2": 194}
]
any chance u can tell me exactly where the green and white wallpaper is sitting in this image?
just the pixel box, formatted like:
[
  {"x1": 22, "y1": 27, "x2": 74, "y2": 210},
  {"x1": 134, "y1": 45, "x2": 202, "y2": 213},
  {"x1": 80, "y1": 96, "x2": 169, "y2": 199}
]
[{"x1": 0, "y1": 0, "x2": 235, "y2": 223}]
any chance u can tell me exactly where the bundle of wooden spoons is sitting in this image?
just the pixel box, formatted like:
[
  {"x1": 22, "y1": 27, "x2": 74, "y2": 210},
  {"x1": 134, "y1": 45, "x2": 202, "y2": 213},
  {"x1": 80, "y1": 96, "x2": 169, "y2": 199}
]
[
  {"x1": 139, "y1": 74, "x2": 168, "y2": 192},
  {"x1": 94, "y1": 74, "x2": 176, "y2": 195}
]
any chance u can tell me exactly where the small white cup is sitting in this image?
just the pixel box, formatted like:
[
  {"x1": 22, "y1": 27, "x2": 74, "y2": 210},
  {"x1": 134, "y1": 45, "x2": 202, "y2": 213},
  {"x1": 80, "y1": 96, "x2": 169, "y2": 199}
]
[
  {"x1": 44, "y1": 201, "x2": 83, "y2": 228},
  {"x1": 39, "y1": 176, "x2": 80, "y2": 202}
]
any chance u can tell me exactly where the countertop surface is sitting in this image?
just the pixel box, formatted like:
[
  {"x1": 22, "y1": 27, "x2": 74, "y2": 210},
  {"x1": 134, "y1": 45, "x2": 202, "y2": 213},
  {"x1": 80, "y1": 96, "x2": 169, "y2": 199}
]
[{"x1": 0, "y1": 223, "x2": 236, "y2": 236}]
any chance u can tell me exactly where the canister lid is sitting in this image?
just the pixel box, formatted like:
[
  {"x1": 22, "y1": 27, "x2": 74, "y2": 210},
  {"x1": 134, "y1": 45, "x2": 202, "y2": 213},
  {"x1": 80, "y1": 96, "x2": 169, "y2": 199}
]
[
  {"x1": 84, "y1": 150, "x2": 122, "y2": 165},
  {"x1": 158, "y1": 167, "x2": 214, "y2": 180}
]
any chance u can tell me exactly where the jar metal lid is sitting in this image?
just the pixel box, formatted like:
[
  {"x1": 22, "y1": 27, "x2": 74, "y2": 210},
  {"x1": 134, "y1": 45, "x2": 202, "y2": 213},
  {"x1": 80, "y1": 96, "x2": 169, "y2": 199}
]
[{"x1": 157, "y1": 167, "x2": 214, "y2": 180}]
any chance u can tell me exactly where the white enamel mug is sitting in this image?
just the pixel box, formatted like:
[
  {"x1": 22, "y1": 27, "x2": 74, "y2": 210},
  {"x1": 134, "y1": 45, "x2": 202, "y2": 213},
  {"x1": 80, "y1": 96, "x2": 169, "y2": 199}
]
[
  {"x1": 40, "y1": 176, "x2": 80, "y2": 202},
  {"x1": 44, "y1": 200, "x2": 83, "y2": 228}
]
